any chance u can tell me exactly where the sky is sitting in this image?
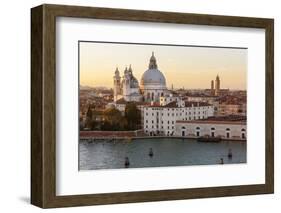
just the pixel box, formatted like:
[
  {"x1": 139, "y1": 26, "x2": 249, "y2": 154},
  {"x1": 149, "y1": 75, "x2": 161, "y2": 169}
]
[{"x1": 79, "y1": 41, "x2": 247, "y2": 90}]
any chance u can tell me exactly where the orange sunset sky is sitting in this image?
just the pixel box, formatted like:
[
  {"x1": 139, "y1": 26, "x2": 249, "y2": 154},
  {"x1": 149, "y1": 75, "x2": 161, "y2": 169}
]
[{"x1": 79, "y1": 42, "x2": 247, "y2": 90}]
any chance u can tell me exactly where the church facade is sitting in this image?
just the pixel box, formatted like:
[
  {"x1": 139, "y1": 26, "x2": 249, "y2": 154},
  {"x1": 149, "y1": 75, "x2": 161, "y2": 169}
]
[
  {"x1": 113, "y1": 52, "x2": 169, "y2": 103},
  {"x1": 111, "y1": 52, "x2": 219, "y2": 137}
]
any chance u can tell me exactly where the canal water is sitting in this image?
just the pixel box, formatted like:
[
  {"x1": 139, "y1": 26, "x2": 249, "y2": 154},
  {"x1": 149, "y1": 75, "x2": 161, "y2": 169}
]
[{"x1": 79, "y1": 138, "x2": 246, "y2": 170}]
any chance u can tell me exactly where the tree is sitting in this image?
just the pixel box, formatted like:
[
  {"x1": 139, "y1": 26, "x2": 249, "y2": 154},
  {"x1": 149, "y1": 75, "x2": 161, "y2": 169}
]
[
  {"x1": 85, "y1": 105, "x2": 93, "y2": 129},
  {"x1": 86, "y1": 105, "x2": 92, "y2": 118},
  {"x1": 125, "y1": 102, "x2": 141, "y2": 130},
  {"x1": 101, "y1": 108, "x2": 127, "y2": 130}
]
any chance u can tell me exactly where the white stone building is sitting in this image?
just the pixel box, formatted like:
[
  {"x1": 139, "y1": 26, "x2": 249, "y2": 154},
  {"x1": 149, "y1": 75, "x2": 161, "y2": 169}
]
[
  {"x1": 175, "y1": 115, "x2": 246, "y2": 140},
  {"x1": 140, "y1": 52, "x2": 169, "y2": 102},
  {"x1": 143, "y1": 99, "x2": 214, "y2": 136},
  {"x1": 186, "y1": 95, "x2": 217, "y2": 104},
  {"x1": 159, "y1": 95, "x2": 181, "y2": 106},
  {"x1": 113, "y1": 65, "x2": 143, "y2": 102},
  {"x1": 113, "y1": 52, "x2": 169, "y2": 103}
]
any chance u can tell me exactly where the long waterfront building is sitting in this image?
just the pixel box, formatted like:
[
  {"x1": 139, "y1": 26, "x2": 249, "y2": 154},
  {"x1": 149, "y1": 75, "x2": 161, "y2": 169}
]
[
  {"x1": 143, "y1": 99, "x2": 214, "y2": 136},
  {"x1": 175, "y1": 115, "x2": 246, "y2": 140}
]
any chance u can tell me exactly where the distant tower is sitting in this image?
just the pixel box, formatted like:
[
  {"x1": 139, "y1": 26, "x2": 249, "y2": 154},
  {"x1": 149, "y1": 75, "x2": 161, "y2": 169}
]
[
  {"x1": 215, "y1": 74, "x2": 220, "y2": 96},
  {"x1": 113, "y1": 67, "x2": 121, "y2": 102},
  {"x1": 128, "y1": 64, "x2": 132, "y2": 75},
  {"x1": 211, "y1": 80, "x2": 214, "y2": 95},
  {"x1": 122, "y1": 66, "x2": 131, "y2": 99}
]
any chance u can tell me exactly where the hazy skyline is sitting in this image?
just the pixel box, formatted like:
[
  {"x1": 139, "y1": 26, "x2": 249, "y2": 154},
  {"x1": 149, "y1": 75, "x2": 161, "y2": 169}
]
[{"x1": 79, "y1": 42, "x2": 247, "y2": 90}]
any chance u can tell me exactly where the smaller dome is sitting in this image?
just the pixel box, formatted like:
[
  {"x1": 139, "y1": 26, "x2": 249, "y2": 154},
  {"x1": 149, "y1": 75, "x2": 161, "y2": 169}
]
[{"x1": 130, "y1": 76, "x2": 139, "y2": 88}]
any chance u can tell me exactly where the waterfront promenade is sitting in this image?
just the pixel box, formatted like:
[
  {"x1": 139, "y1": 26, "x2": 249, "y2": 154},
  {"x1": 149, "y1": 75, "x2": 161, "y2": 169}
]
[{"x1": 79, "y1": 131, "x2": 246, "y2": 142}]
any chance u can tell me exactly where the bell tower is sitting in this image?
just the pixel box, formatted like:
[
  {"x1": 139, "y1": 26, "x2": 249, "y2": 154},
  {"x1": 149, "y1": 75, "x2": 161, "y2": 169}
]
[
  {"x1": 215, "y1": 74, "x2": 220, "y2": 96},
  {"x1": 113, "y1": 67, "x2": 121, "y2": 101},
  {"x1": 211, "y1": 80, "x2": 214, "y2": 95},
  {"x1": 122, "y1": 67, "x2": 131, "y2": 100}
]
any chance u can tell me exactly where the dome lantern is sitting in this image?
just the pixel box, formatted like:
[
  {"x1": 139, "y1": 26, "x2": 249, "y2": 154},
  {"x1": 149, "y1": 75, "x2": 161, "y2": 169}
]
[{"x1": 148, "y1": 51, "x2": 158, "y2": 69}]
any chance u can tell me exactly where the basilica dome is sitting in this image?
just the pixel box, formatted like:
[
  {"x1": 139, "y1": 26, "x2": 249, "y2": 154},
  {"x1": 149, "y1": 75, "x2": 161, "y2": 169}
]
[{"x1": 140, "y1": 52, "x2": 167, "y2": 90}]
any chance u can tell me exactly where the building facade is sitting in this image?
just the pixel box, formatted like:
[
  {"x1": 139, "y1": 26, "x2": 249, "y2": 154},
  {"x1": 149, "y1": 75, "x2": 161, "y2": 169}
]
[
  {"x1": 143, "y1": 99, "x2": 214, "y2": 136},
  {"x1": 113, "y1": 52, "x2": 169, "y2": 103},
  {"x1": 140, "y1": 52, "x2": 169, "y2": 102},
  {"x1": 113, "y1": 65, "x2": 142, "y2": 102},
  {"x1": 175, "y1": 116, "x2": 246, "y2": 140}
]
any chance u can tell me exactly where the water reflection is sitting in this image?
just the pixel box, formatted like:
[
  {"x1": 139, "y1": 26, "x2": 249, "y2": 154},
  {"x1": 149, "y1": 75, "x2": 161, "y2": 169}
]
[{"x1": 79, "y1": 138, "x2": 246, "y2": 170}]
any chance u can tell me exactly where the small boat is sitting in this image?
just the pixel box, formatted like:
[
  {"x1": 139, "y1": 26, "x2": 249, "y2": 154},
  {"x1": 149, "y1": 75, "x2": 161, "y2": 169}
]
[
  {"x1": 197, "y1": 136, "x2": 221, "y2": 143},
  {"x1": 124, "y1": 157, "x2": 130, "y2": 167},
  {"x1": 149, "y1": 148, "x2": 154, "y2": 157}
]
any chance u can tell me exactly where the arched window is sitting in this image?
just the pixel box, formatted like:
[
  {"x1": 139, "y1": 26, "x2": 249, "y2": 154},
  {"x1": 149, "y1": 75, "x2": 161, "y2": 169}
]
[
  {"x1": 195, "y1": 127, "x2": 200, "y2": 137},
  {"x1": 226, "y1": 128, "x2": 230, "y2": 131},
  {"x1": 181, "y1": 126, "x2": 186, "y2": 129},
  {"x1": 241, "y1": 128, "x2": 246, "y2": 139},
  {"x1": 210, "y1": 127, "x2": 215, "y2": 137},
  {"x1": 226, "y1": 132, "x2": 230, "y2": 138}
]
